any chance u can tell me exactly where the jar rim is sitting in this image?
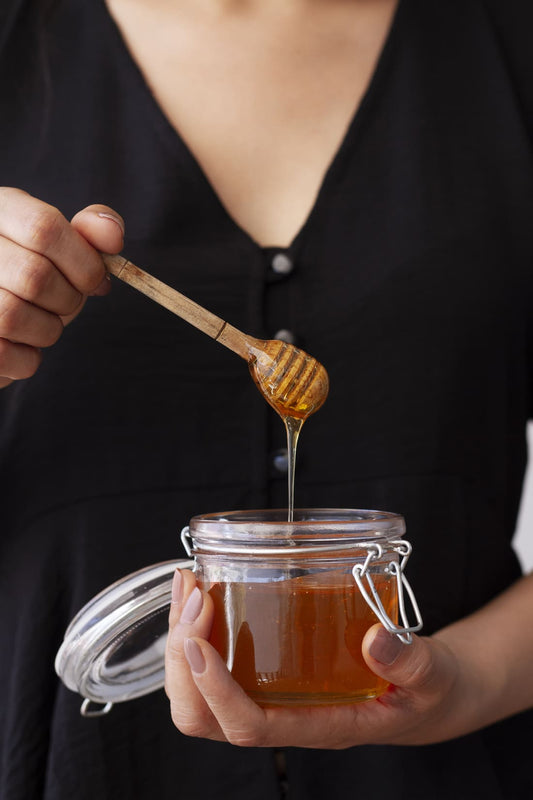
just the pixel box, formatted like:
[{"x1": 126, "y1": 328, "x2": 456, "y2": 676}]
[{"x1": 188, "y1": 508, "x2": 406, "y2": 548}]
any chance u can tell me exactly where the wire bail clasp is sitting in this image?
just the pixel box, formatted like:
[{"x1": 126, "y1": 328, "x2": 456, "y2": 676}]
[
  {"x1": 352, "y1": 540, "x2": 423, "y2": 645},
  {"x1": 181, "y1": 526, "x2": 193, "y2": 557}
]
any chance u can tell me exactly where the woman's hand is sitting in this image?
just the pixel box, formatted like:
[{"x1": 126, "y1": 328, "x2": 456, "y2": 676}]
[
  {"x1": 0, "y1": 187, "x2": 125, "y2": 387},
  {"x1": 165, "y1": 569, "x2": 500, "y2": 749}
]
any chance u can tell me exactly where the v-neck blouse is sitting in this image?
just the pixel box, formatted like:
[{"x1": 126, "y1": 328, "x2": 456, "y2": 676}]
[{"x1": 1, "y1": 1, "x2": 533, "y2": 799}]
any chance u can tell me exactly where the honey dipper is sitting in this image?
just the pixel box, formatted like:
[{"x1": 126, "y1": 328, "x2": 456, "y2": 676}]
[{"x1": 103, "y1": 254, "x2": 329, "y2": 420}]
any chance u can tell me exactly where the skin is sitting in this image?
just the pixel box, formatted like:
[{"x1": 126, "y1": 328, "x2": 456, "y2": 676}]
[
  {"x1": 105, "y1": 0, "x2": 400, "y2": 246},
  {"x1": 0, "y1": 188, "x2": 124, "y2": 387},
  {"x1": 165, "y1": 567, "x2": 533, "y2": 748}
]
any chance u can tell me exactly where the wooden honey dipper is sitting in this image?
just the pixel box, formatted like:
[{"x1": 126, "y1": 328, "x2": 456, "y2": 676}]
[{"x1": 103, "y1": 254, "x2": 329, "y2": 420}]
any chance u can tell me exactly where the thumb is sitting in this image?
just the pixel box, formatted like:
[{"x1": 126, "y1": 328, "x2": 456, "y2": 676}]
[
  {"x1": 362, "y1": 624, "x2": 450, "y2": 696},
  {"x1": 69, "y1": 205, "x2": 125, "y2": 301},
  {"x1": 71, "y1": 204, "x2": 125, "y2": 256}
]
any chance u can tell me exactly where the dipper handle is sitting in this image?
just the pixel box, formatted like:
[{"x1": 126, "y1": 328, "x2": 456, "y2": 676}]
[{"x1": 103, "y1": 253, "x2": 252, "y2": 360}]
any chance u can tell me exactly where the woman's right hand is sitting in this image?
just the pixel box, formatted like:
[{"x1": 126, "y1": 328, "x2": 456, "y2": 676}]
[{"x1": 0, "y1": 187, "x2": 125, "y2": 388}]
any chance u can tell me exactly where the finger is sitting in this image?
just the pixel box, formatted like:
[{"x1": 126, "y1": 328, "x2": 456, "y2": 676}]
[
  {"x1": 182, "y1": 637, "x2": 269, "y2": 745},
  {"x1": 184, "y1": 639, "x2": 371, "y2": 749},
  {"x1": 70, "y1": 204, "x2": 125, "y2": 255},
  {"x1": 71, "y1": 205, "x2": 125, "y2": 298},
  {"x1": 362, "y1": 624, "x2": 456, "y2": 702},
  {"x1": 168, "y1": 568, "x2": 197, "y2": 629},
  {"x1": 0, "y1": 235, "x2": 84, "y2": 316},
  {"x1": 0, "y1": 188, "x2": 107, "y2": 294},
  {"x1": 165, "y1": 581, "x2": 225, "y2": 741},
  {"x1": 0, "y1": 338, "x2": 42, "y2": 380},
  {"x1": 0, "y1": 288, "x2": 63, "y2": 347}
]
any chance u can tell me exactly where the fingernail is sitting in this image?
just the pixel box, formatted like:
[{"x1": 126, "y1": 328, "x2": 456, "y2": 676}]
[
  {"x1": 97, "y1": 211, "x2": 125, "y2": 236},
  {"x1": 179, "y1": 587, "x2": 203, "y2": 624},
  {"x1": 184, "y1": 638, "x2": 206, "y2": 674},
  {"x1": 171, "y1": 569, "x2": 183, "y2": 605},
  {"x1": 90, "y1": 274, "x2": 112, "y2": 296},
  {"x1": 368, "y1": 627, "x2": 404, "y2": 665}
]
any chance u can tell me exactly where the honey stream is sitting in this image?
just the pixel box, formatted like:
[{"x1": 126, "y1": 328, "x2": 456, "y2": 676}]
[
  {"x1": 284, "y1": 416, "x2": 304, "y2": 522},
  {"x1": 247, "y1": 340, "x2": 328, "y2": 521}
]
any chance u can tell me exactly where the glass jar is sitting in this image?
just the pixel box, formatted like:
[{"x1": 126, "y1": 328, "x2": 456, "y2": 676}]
[
  {"x1": 55, "y1": 507, "x2": 422, "y2": 716},
  {"x1": 182, "y1": 508, "x2": 422, "y2": 707}
]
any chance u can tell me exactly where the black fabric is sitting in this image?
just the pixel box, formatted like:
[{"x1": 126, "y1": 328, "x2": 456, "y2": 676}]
[{"x1": 1, "y1": 0, "x2": 533, "y2": 797}]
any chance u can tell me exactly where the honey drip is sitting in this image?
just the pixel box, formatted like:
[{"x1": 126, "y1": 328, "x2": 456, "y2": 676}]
[
  {"x1": 284, "y1": 416, "x2": 303, "y2": 522},
  {"x1": 247, "y1": 340, "x2": 329, "y2": 520}
]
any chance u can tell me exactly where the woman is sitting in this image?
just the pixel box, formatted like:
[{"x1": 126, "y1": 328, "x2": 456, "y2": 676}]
[{"x1": 1, "y1": 0, "x2": 532, "y2": 798}]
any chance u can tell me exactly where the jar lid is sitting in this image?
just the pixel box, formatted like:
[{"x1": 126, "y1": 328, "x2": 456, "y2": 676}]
[{"x1": 55, "y1": 559, "x2": 194, "y2": 716}]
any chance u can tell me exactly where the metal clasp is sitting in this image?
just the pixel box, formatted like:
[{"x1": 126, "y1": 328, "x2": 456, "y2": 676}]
[
  {"x1": 181, "y1": 526, "x2": 193, "y2": 557},
  {"x1": 80, "y1": 699, "x2": 113, "y2": 718},
  {"x1": 352, "y1": 540, "x2": 423, "y2": 645}
]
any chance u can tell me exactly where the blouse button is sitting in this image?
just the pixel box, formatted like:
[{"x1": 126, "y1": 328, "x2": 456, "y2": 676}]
[
  {"x1": 273, "y1": 329, "x2": 296, "y2": 345},
  {"x1": 271, "y1": 253, "x2": 294, "y2": 275},
  {"x1": 271, "y1": 448, "x2": 289, "y2": 474}
]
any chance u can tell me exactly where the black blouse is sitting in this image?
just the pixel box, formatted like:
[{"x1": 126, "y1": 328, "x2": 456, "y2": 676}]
[{"x1": 1, "y1": 0, "x2": 533, "y2": 798}]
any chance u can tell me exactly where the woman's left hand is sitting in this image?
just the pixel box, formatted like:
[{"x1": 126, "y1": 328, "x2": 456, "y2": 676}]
[{"x1": 164, "y1": 569, "x2": 492, "y2": 749}]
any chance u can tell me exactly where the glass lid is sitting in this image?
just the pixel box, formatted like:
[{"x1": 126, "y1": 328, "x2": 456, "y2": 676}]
[{"x1": 55, "y1": 559, "x2": 194, "y2": 717}]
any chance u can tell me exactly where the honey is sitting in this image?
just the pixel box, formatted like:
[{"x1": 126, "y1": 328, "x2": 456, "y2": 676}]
[
  {"x1": 247, "y1": 339, "x2": 328, "y2": 521},
  {"x1": 203, "y1": 569, "x2": 397, "y2": 706},
  {"x1": 247, "y1": 339, "x2": 329, "y2": 421}
]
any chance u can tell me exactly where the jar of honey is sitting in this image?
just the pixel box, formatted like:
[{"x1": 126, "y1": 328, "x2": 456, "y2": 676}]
[
  {"x1": 182, "y1": 508, "x2": 422, "y2": 707},
  {"x1": 55, "y1": 507, "x2": 422, "y2": 716}
]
